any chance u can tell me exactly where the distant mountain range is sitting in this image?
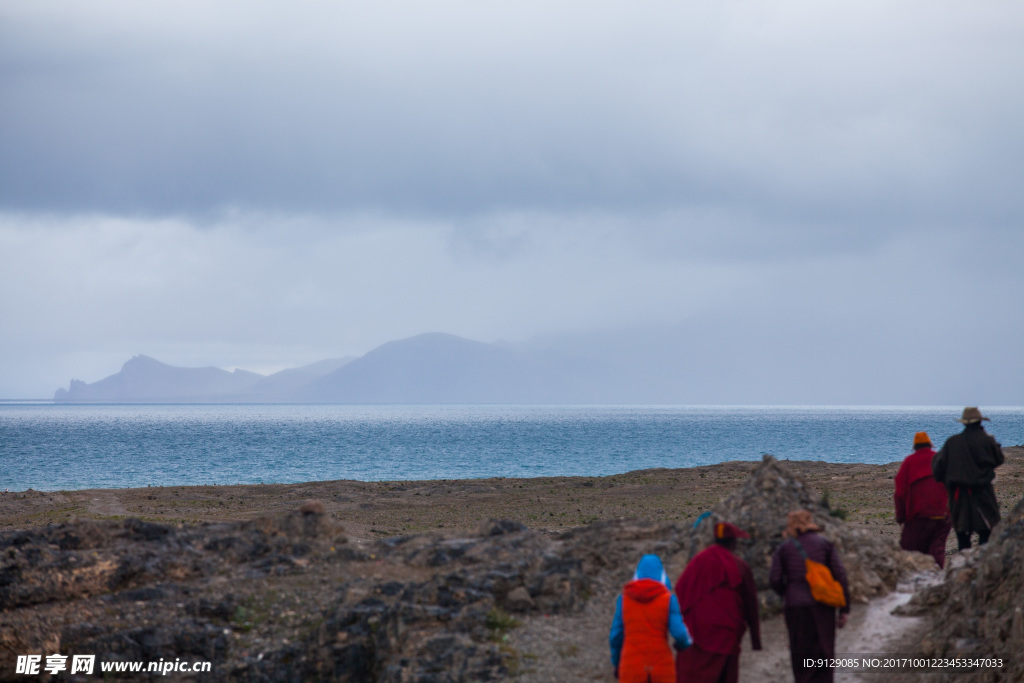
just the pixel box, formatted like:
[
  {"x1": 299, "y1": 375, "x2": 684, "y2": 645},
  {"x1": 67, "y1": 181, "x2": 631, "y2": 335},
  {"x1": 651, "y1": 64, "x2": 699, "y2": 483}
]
[
  {"x1": 48, "y1": 325, "x2": 1024, "y2": 405},
  {"x1": 52, "y1": 333, "x2": 619, "y2": 403}
]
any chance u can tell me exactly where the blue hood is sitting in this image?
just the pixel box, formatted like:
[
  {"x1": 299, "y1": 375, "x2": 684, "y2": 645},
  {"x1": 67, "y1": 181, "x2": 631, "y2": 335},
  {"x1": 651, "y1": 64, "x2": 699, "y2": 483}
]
[{"x1": 632, "y1": 554, "x2": 672, "y2": 590}]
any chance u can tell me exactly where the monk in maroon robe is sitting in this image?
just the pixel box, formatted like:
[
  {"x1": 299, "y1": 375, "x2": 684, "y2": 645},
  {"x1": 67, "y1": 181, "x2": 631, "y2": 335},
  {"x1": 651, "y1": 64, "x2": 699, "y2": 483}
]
[
  {"x1": 675, "y1": 521, "x2": 762, "y2": 683},
  {"x1": 894, "y1": 431, "x2": 950, "y2": 567}
]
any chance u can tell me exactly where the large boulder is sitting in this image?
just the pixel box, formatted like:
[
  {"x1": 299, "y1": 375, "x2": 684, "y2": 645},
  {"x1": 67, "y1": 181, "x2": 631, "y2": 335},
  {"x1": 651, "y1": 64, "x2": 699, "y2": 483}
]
[{"x1": 900, "y1": 491, "x2": 1024, "y2": 682}]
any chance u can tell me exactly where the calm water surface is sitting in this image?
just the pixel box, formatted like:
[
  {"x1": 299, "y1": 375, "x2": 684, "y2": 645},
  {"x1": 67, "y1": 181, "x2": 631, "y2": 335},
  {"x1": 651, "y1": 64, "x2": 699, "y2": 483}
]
[{"x1": 2, "y1": 404, "x2": 1023, "y2": 491}]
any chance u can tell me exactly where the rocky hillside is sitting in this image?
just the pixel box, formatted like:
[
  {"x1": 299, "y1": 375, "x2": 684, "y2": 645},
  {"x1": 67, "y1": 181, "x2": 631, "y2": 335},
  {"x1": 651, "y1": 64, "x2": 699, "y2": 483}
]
[
  {"x1": 1, "y1": 457, "x2": 935, "y2": 681},
  {"x1": 897, "y1": 490, "x2": 1024, "y2": 682},
  {"x1": 0, "y1": 506, "x2": 677, "y2": 681}
]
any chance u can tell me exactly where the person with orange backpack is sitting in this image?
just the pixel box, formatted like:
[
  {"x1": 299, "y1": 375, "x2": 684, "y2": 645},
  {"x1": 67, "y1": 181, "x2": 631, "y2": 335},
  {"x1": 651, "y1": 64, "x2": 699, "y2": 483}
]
[
  {"x1": 609, "y1": 554, "x2": 691, "y2": 683},
  {"x1": 770, "y1": 510, "x2": 851, "y2": 683}
]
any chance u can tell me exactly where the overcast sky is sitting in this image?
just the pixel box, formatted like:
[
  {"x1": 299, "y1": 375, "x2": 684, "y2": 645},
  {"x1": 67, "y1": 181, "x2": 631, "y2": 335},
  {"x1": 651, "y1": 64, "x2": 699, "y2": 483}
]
[{"x1": 2, "y1": 0, "x2": 1022, "y2": 403}]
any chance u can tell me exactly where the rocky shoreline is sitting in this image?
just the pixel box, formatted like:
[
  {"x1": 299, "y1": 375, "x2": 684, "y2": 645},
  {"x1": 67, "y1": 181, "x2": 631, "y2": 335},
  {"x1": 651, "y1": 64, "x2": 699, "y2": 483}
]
[{"x1": 2, "y1": 449, "x2": 1023, "y2": 681}]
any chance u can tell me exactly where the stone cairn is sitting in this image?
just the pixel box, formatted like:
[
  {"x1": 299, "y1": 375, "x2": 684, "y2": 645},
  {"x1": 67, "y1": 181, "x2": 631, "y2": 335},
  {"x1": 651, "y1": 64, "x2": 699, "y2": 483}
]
[{"x1": 688, "y1": 454, "x2": 935, "y2": 615}]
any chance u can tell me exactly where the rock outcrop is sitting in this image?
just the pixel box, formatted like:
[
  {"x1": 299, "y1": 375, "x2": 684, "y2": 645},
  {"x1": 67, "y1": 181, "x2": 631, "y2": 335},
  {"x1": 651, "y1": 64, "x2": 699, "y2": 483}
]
[
  {"x1": 1, "y1": 507, "x2": 343, "y2": 610},
  {"x1": 897, "y1": 492, "x2": 1024, "y2": 682},
  {"x1": 2, "y1": 505, "x2": 659, "y2": 681}
]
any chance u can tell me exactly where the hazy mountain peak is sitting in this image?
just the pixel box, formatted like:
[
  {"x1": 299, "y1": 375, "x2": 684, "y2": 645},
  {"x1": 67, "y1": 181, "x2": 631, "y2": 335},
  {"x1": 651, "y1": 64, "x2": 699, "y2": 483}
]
[
  {"x1": 55, "y1": 355, "x2": 263, "y2": 402},
  {"x1": 122, "y1": 354, "x2": 163, "y2": 370},
  {"x1": 52, "y1": 333, "x2": 621, "y2": 404}
]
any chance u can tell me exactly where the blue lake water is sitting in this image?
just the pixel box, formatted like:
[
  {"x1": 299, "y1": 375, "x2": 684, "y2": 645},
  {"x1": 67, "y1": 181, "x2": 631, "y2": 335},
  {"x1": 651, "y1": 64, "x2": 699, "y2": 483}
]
[{"x1": 2, "y1": 404, "x2": 1023, "y2": 492}]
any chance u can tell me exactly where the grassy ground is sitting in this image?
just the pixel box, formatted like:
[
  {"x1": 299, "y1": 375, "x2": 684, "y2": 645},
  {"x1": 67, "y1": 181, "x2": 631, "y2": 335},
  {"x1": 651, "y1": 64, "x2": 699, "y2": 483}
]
[{"x1": 3, "y1": 448, "x2": 1022, "y2": 541}]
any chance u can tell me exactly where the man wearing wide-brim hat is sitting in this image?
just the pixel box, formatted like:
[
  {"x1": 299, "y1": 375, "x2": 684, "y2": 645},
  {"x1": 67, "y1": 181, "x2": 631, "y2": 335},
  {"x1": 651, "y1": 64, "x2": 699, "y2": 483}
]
[{"x1": 932, "y1": 407, "x2": 1005, "y2": 550}]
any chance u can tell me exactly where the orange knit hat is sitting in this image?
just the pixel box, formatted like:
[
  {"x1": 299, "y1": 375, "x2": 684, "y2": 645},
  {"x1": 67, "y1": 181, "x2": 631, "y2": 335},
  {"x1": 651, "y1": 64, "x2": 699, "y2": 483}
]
[
  {"x1": 714, "y1": 521, "x2": 750, "y2": 540},
  {"x1": 913, "y1": 431, "x2": 931, "y2": 448}
]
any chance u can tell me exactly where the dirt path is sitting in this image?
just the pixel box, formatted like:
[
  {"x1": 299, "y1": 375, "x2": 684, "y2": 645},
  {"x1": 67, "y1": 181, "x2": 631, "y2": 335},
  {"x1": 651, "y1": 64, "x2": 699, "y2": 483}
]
[
  {"x1": 506, "y1": 571, "x2": 941, "y2": 682},
  {"x1": 742, "y1": 584, "x2": 930, "y2": 683}
]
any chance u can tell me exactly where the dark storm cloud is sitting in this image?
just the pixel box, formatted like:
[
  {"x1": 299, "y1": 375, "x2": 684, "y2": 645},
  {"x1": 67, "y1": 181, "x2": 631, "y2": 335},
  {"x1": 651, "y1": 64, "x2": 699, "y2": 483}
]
[
  {"x1": 2, "y1": 1, "x2": 1023, "y2": 402},
  {"x1": 2, "y1": 1, "x2": 1024, "y2": 230}
]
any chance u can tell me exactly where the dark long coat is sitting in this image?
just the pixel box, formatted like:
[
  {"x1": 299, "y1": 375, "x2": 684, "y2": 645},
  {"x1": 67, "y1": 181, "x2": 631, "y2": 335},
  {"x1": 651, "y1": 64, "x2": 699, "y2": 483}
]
[{"x1": 932, "y1": 423, "x2": 1004, "y2": 534}]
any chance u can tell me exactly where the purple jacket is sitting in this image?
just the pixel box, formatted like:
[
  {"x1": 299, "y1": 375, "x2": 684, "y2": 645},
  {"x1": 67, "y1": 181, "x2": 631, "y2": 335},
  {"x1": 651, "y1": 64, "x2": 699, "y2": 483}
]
[{"x1": 769, "y1": 532, "x2": 851, "y2": 614}]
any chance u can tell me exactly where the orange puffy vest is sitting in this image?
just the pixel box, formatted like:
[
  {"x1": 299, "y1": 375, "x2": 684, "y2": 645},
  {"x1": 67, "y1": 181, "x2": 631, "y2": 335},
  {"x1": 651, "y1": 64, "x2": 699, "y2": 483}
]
[{"x1": 619, "y1": 579, "x2": 675, "y2": 683}]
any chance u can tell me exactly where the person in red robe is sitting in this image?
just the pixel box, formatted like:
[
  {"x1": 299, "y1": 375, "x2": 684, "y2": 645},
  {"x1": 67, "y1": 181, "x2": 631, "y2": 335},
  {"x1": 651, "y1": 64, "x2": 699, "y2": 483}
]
[
  {"x1": 674, "y1": 521, "x2": 762, "y2": 683},
  {"x1": 894, "y1": 431, "x2": 951, "y2": 567}
]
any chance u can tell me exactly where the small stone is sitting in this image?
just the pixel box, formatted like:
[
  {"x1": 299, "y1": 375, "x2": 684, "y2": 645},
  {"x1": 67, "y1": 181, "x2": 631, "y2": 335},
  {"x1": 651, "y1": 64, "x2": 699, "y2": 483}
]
[
  {"x1": 477, "y1": 519, "x2": 527, "y2": 537},
  {"x1": 299, "y1": 501, "x2": 325, "y2": 515},
  {"x1": 505, "y1": 586, "x2": 535, "y2": 612}
]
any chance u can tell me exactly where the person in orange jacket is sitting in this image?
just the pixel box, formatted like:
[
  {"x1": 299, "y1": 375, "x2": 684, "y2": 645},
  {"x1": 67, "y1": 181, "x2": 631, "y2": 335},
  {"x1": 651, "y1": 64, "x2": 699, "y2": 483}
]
[{"x1": 609, "y1": 554, "x2": 691, "y2": 683}]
